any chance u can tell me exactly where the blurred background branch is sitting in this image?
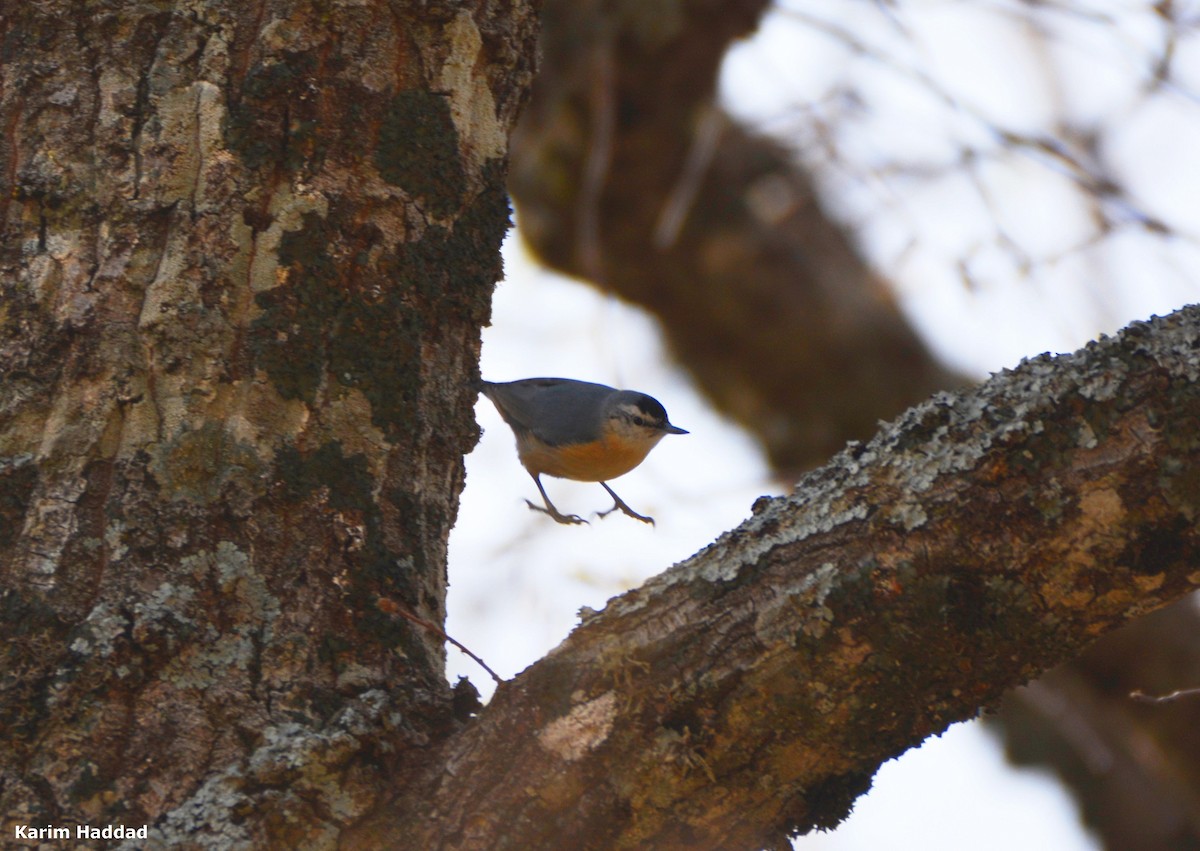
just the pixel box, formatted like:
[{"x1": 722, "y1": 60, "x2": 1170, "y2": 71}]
[{"x1": 509, "y1": 0, "x2": 965, "y2": 476}]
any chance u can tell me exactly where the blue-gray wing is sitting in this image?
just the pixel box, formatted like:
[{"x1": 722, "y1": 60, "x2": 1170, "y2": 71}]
[{"x1": 481, "y1": 378, "x2": 615, "y2": 446}]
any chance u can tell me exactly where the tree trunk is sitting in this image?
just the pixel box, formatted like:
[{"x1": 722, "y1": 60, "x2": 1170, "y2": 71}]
[{"x1": 0, "y1": 0, "x2": 537, "y2": 845}]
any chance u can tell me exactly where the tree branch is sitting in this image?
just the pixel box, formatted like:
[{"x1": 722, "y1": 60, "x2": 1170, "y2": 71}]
[{"x1": 348, "y1": 305, "x2": 1200, "y2": 849}]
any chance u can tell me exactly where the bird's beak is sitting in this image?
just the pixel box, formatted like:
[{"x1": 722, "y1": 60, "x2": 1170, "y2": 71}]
[{"x1": 665, "y1": 424, "x2": 688, "y2": 435}]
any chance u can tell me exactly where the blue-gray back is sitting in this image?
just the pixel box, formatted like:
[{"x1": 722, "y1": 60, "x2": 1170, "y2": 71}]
[{"x1": 482, "y1": 378, "x2": 616, "y2": 446}]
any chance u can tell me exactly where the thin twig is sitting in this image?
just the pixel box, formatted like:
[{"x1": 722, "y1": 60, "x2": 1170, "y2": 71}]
[
  {"x1": 378, "y1": 597, "x2": 504, "y2": 684},
  {"x1": 1130, "y1": 685, "x2": 1200, "y2": 704},
  {"x1": 654, "y1": 104, "x2": 724, "y2": 248}
]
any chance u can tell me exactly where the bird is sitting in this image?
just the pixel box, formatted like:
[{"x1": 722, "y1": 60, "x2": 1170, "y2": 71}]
[{"x1": 479, "y1": 377, "x2": 688, "y2": 525}]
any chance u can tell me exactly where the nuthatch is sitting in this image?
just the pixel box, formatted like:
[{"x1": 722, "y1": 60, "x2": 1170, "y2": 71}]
[{"x1": 480, "y1": 378, "x2": 688, "y2": 526}]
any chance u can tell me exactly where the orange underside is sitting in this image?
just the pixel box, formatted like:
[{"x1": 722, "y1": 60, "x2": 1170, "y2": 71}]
[{"x1": 518, "y1": 433, "x2": 652, "y2": 482}]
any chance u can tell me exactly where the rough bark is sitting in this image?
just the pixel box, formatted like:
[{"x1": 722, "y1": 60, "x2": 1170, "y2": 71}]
[
  {"x1": 508, "y1": 0, "x2": 966, "y2": 475},
  {"x1": 349, "y1": 306, "x2": 1200, "y2": 849},
  {"x1": 0, "y1": 0, "x2": 537, "y2": 845}
]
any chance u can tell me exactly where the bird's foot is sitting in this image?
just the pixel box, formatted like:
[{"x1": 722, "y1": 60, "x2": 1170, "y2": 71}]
[
  {"x1": 525, "y1": 499, "x2": 588, "y2": 525},
  {"x1": 596, "y1": 500, "x2": 655, "y2": 526}
]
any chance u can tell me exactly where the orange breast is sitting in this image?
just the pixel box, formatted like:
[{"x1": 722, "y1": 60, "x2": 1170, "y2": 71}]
[{"x1": 518, "y1": 433, "x2": 652, "y2": 482}]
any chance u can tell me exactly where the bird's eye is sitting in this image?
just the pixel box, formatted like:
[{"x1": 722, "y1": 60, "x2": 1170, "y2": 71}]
[{"x1": 632, "y1": 416, "x2": 646, "y2": 427}]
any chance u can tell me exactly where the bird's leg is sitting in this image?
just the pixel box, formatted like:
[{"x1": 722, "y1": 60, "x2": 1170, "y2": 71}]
[
  {"x1": 526, "y1": 474, "x2": 588, "y2": 525},
  {"x1": 596, "y1": 482, "x2": 655, "y2": 526}
]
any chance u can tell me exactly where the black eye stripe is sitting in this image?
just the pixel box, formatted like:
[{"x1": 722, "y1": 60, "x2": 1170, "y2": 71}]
[{"x1": 611, "y1": 404, "x2": 662, "y2": 430}]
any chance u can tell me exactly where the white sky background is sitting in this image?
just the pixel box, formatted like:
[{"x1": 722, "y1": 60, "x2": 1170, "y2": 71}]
[{"x1": 448, "y1": 1, "x2": 1200, "y2": 848}]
